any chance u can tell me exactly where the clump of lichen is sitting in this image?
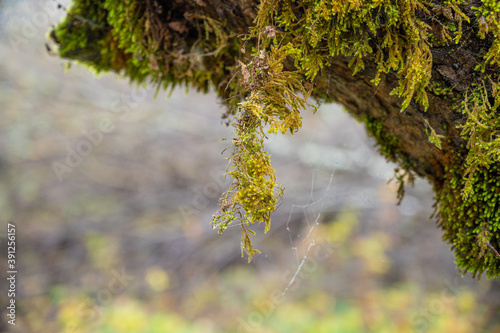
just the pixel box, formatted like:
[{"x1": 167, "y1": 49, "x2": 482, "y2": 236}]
[{"x1": 52, "y1": 0, "x2": 500, "y2": 275}]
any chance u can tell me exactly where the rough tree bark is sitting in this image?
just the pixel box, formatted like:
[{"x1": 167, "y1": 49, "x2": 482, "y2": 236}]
[{"x1": 50, "y1": 0, "x2": 500, "y2": 278}]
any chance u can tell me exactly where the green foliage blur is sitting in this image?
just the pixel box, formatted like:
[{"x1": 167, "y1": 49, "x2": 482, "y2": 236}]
[{"x1": 18, "y1": 210, "x2": 500, "y2": 332}]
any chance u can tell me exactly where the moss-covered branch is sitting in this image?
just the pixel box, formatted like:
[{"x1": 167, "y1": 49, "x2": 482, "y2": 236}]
[{"x1": 51, "y1": 0, "x2": 500, "y2": 278}]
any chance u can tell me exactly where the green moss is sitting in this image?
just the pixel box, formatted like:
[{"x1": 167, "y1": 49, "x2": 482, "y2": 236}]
[
  {"x1": 211, "y1": 46, "x2": 314, "y2": 261},
  {"x1": 52, "y1": 1, "x2": 111, "y2": 70},
  {"x1": 52, "y1": 0, "x2": 242, "y2": 97},
  {"x1": 428, "y1": 81, "x2": 454, "y2": 97},
  {"x1": 473, "y1": 1, "x2": 500, "y2": 70},
  {"x1": 253, "y1": 0, "x2": 444, "y2": 111},
  {"x1": 458, "y1": 82, "x2": 500, "y2": 199},
  {"x1": 438, "y1": 157, "x2": 500, "y2": 279},
  {"x1": 432, "y1": 80, "x2": 500, "y2": 278}
]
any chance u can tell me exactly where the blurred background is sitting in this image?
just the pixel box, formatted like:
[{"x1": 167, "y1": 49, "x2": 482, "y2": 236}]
[{"x1": 0, "y1": 1, "x2": 499, "y2": 332}]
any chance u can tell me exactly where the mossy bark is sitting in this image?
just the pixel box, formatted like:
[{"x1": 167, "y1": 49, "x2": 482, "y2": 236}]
[{"x1": 51, "y1": 0, "x2": 500, "y2": 278}]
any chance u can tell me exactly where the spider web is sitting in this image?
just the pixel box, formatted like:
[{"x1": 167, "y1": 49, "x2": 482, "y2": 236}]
[{"x1": 281, "y1": 163, "x2": 338, "y2": 297}]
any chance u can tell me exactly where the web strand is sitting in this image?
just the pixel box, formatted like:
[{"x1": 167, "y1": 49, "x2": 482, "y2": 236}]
[{"x1": 281, "y1": 162, "x2": 338, "y2": 297}]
